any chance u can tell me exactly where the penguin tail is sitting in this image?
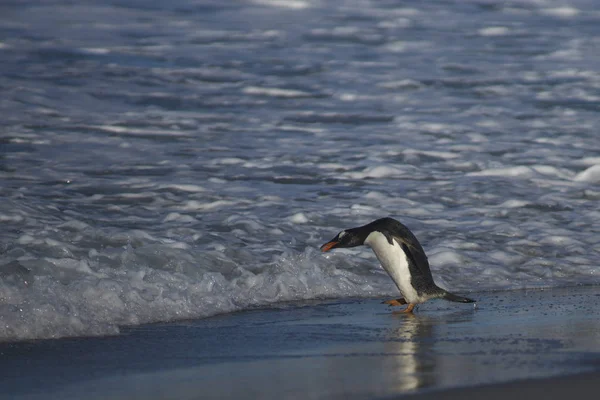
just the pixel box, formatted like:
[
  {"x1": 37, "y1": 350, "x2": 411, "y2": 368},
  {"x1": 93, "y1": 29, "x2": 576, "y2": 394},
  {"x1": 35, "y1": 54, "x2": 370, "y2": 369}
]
[{"x1": 441, "y1": 291, "x2": 475, "y2": 303}]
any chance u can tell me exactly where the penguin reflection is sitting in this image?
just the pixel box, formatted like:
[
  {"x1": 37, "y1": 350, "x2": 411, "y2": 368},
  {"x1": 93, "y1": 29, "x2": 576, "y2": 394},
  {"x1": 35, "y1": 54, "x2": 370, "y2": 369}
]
[{"x1": 383, "y1": 310, "x2": 476, "y2": 393}]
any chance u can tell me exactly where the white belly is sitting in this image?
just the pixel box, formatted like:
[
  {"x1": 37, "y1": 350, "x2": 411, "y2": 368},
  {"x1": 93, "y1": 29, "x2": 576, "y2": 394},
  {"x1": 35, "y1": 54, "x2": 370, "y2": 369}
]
[{"x1": 364, "y1": 231, "x2": 421, "y2": 303}]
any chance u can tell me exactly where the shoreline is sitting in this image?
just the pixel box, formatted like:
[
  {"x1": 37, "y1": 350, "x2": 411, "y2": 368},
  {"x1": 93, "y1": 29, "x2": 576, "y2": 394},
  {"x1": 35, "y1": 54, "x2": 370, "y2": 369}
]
[
  {"x1": 3, "y1": 285, "x2": 600, "y2": 399},
  {"x1": 401, "y1": 370, "x2": 600, "y2": 400}
]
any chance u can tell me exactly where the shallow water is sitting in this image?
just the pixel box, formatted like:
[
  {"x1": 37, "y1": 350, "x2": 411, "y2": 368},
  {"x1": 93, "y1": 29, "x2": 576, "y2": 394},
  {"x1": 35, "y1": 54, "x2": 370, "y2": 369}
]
[
  {"x1": 1, "y1": 0, "x2": 600, "y2": 341},
  {"x1": 4, "y1": 287, "x2": 600, "y2": 399}
]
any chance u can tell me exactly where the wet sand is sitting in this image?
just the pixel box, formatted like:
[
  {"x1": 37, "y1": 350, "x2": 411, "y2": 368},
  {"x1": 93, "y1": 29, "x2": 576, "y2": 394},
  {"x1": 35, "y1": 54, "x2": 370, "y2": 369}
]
[{"x1": 2, "y1": 286, "x2": 600, "y2": 399}]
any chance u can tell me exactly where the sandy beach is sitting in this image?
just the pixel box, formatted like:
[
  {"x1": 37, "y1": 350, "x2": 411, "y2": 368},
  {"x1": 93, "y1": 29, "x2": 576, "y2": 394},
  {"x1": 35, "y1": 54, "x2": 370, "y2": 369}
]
[{"x1": 2, "y1": 285, "x2": 600, "y2": 400}]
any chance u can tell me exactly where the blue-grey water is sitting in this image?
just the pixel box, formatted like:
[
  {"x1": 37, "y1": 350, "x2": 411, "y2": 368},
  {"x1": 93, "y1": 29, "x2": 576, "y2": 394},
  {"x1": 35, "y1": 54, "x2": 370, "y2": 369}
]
[{"x1": 1, "y1": 0, "x2": 600, "y2": 341}]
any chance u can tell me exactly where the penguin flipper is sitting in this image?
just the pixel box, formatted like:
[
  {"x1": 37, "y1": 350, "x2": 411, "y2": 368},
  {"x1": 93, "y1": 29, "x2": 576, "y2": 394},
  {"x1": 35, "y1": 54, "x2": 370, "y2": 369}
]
[
  {"x1": 382, "y1": 298, "x2": 407, "y2": 307},
  {"x1": 442, "y1": 291, "x2": 475, "y2": 303}
]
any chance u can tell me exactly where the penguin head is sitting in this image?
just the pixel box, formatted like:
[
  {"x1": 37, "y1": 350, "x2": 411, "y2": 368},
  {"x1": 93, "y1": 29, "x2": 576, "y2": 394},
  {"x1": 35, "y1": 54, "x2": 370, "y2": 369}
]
[
  {"x1": 320, "y1": 228, "x2": 367, "y2": 252},
  {"x1": 320, "y1": 218, "x2": 404, "y2": 252}
]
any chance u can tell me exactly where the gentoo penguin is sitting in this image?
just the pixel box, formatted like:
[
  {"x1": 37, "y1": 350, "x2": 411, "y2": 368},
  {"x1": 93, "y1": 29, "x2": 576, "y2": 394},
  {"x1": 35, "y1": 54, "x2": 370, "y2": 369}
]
[{"x1": 320, "y1": 217, "x2": 475, "y2": 313}]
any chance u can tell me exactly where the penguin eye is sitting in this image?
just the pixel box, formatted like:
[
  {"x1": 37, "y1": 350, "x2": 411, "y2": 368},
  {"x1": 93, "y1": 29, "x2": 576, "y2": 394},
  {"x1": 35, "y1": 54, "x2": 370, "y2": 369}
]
[{"x1": 338, "y1": 231, "x2": 346, "y2": 240}]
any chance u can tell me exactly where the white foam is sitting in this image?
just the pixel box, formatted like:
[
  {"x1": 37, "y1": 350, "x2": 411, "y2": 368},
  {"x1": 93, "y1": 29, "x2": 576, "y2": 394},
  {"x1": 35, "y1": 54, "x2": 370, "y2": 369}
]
[
  {"x1": 540, "y1": 7, "x2": 580, "y2": 17},
  {"x1": 419, "y1": 122, "x2": 452, "y2": 132},
  {"x1": 350, "y1": 204, "x2": 382, "y2": 214},
  {"x1": 378, "y1": 18, "x2": 412, "y2": 29},
  {"x1": 346, "y1": 165, "x2": 406, "y2": 179},
  {"x1": 311, "y1": 26, "x2": 361, "y2": 36},
  {"x1": 242, "y1": 161, "x2": 274, "y2": 169},
  {"x1": 17, "y1": 235, "x2": 36, "y2": 245},
  {"x1": 539, "y1": 236, "x2": 583, "y2": 247},
  {"x1": 58, "y1": 220, "x2": 90, "y2": 231},
  {"x1": 377, "y1": 79, "x2": 423, "y2": 90},
  {"x1": 402, "y1": 149, "x2": 459, "y2": 160},
  {"x1": 289, "y1": 213, "x2": 309, "y2": 224},
  {"x1": 159, "y1": 184, "x2": 206, "y2": 192},
  {"x1": 0, "y1": 214, "x2": 24, "y2": 222},
  {"x1": 181, "y1": 200, "x2": 239, "y2": 211},
  {"x1": 383, "y1": 41, "x2": 431, "y2": 53},
  {"x1": 211, "y1": 158, "x2": 245, "y2": 165},
  {"x1": 468, "y1": 166, "x2": 535, "y2": 178},
  {"x1": 574, "y1": 165, "x2": 600, "y2": 182},
  {"x1": 578, "y1": 157, "x2": 600, "y2": 166},
  {"x1": 497, "y1": 200, "x2": 530, "y2": 208},
  {"x1": 95, "y1": 125, "x2": 192, "y2": 137},
  {"x1": 163, "y1": 213, "x2": 197, "y2": 223},
  {"x1": 467, "y1": 164, "x2": 572, "y2": 180},
  {"x1": 242, "y1": 86, "x2": 313, "y2": 98},
  {"x1": 428, "y1": 249, "x2": 463, "y2": 267},
  {"x1": 224, "y1": 215, "x2": 265, "y2": 231},
  {"x1": 0, "y1": 235, "x2": 396, "y2": 341},
  {"x1": 317, "y1": 163, "x2": 350, "y2": 170},
  {"x1": 531, "y1": 165, "x2": 574, "y2": 179},
  {"x1": 80, "y1": 47, "x2": 111, "y2": 54},
  {"x1": 478, "y1": 27, "x2": 510, "y2": 36},
  {"x1": 394, "y1": 7, "x2": 420, "y2": 16},
  {"x1": 45, "y1": 257, "x2": 97, "y2": 275},
  {"x1": 251, "y1": 0, "x2": 310, "y2": 9},
  {"x1": 363, "y1": 191, "x2": 387, "y2": 200},
  {"x1": 488, "y1": 251, "x2": 523, "y2": 264}
]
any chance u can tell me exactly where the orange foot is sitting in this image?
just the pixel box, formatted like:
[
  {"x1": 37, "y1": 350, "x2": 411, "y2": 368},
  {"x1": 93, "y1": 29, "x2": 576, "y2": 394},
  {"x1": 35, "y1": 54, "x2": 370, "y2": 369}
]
[
  {"x1": 399, "y1": 303, "x2": 415, "y2": 313},
  {"x1": 382, "y1": 298, "x2": 407, "y2": 307}
]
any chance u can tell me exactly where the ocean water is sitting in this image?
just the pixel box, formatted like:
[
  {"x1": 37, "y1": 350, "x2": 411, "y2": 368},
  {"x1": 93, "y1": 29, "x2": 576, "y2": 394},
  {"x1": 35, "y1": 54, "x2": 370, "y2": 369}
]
[{"x1": 1, "y1": 0, "x2": 600, "y2": 342}]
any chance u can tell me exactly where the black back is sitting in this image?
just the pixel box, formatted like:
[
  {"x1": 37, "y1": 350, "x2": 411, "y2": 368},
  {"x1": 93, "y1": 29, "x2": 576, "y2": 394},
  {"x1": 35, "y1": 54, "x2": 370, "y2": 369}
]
[{"x1": 351, "y1": 217, "x2": 440, "y2": 294}]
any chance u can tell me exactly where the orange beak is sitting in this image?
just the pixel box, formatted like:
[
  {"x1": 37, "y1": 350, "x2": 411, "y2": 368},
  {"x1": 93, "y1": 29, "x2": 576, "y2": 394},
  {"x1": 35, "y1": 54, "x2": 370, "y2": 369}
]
[{"x1": 320, "y1": 241, "x2": 338, "y2": 252}]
